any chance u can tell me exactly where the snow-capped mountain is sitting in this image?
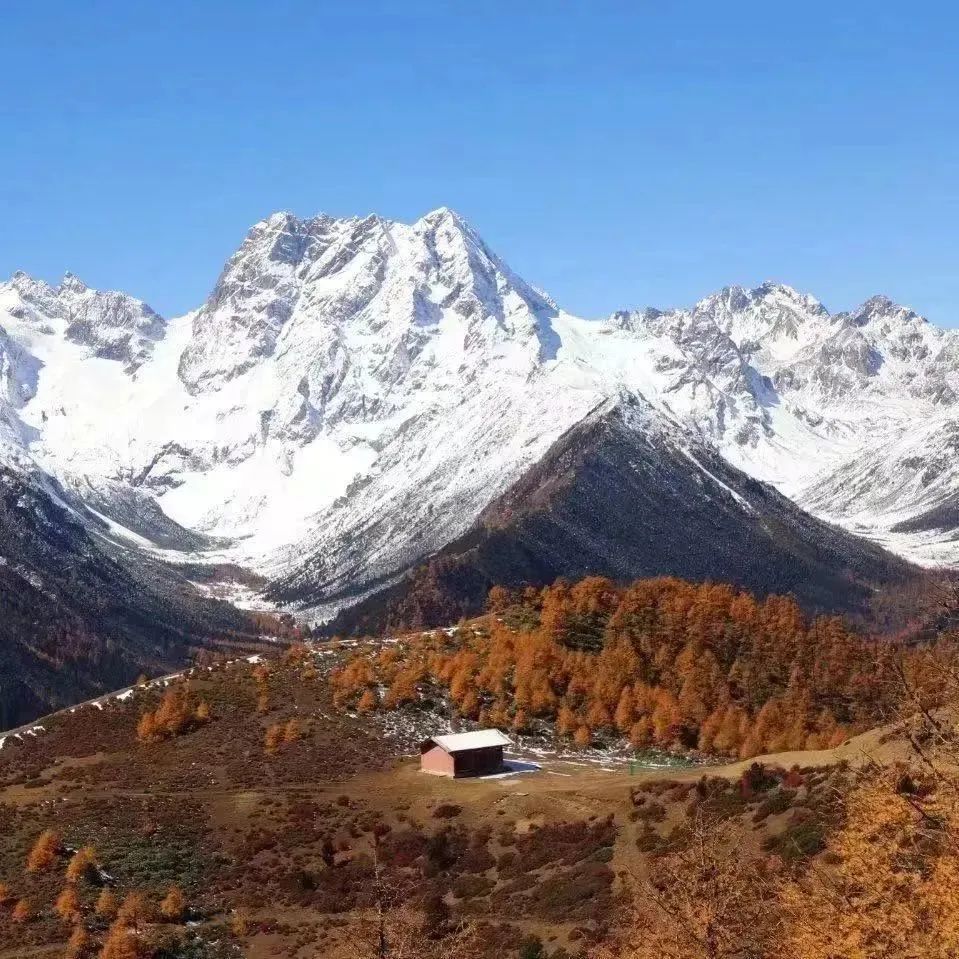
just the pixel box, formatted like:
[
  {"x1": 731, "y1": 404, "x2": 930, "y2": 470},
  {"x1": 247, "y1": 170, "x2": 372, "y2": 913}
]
[
  {"x1": 604, "y1": 284, "x2": 959, "y2": 564},
  {"x1": 0, "y1": 207, "x2": 956, "y2": 625}
]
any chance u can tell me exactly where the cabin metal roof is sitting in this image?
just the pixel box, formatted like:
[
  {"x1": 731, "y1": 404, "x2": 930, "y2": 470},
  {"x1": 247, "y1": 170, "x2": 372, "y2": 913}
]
[{"x1": 426, "y1": 729, "x2": 511, "y2": 753}]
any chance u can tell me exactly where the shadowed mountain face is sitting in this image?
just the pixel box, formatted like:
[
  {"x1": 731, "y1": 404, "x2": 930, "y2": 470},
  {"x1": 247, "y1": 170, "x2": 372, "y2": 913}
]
[
  {"x1": 324, "y1": 400, "x2": 916, "y2": 636},
  {"x1": 0, "y1": 468, "x2": 255, "y2": 730}
]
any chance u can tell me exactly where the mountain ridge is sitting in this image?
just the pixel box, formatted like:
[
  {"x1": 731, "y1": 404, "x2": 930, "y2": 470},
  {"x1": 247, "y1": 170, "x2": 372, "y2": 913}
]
[
  {"x1": 319, "y1": 395, "x2": 915, "y2": 635},
  {"x1": 0, "y1": 206, "x2": 955, "y2": 633}
]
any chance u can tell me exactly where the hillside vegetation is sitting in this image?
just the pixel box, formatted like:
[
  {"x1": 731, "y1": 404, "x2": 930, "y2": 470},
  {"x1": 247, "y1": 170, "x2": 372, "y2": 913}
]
[
  {"x1": 0, "y1": 577, "x2": 957, "y2": 959},
  {"x1": 333, "y1": 576, "x2": 917, "y2": 758},
  {"x1": 0, "y1": 468, "x2": 304, "y2": 730}
]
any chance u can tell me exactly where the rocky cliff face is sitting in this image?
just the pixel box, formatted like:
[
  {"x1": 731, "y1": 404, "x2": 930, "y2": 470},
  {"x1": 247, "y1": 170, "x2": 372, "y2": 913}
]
[{"x1": 9, "y1": 271, "x2": 164, "y2": 368}]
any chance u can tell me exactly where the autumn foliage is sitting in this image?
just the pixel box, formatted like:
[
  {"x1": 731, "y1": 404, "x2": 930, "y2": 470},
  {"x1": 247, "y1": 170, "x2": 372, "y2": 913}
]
[
  {"x1": 777, "y1": 775, "x2": 959, "y2": 958},
  {"x1": 11, "y1": 897, "x2": 32, "y2": 922},
  {"x1": 95, "y1": 888, "x2": 119, "y2": 919},
  {"x1": 26, "y1": 829, "x2": 61, "y2": 873},
  {"x1": 591, "y1": 632, "x2": 959, "y2": 959},
  {"x1": 136, "y1": 686, "x2": 211, "y2": 743},
  {"x1": 65, "y1": 924, "x2": 91, "y2": 959},
  {"x1": 334, "y1": 577, "x2": 902, "y2": 757},
  {"x1": 159, "y1": 885, "x2": 186, "y2": 922},
  {"x1": 66, "y1": 845, "x2": 98, "y2": 885},
  {"x1": 263, "y1": 717, "x2": 302, "y2": 755},
  {"x1": 594, "y1": 814, "x2": 779, "y2": 959},
  {"x1": 54, "y1": 886, "x2": 82, "y2": 923},
  {"x1": 99, "y1": 922, "x2": 141, "y2": 959},
  {"x1": 115, "y1": 892, "x2": 151, "y2": 931}
]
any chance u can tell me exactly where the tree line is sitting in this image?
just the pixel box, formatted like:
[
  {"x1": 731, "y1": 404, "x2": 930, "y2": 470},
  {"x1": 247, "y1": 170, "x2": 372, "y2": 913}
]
[{"x1": 333, "y1": 576, "x2": 922, "y2": 757}]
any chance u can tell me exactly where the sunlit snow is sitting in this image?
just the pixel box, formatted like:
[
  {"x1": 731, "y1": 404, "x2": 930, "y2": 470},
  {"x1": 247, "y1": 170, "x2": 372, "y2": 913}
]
[{"x1": 1, "y1": 213, "x2": 958, "y2": 616}]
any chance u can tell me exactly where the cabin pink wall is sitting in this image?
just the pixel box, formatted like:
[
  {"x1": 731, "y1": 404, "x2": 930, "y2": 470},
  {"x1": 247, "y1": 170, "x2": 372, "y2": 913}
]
[{"x1": 420, "y1": 745, "x2": 456, "y2": 776}]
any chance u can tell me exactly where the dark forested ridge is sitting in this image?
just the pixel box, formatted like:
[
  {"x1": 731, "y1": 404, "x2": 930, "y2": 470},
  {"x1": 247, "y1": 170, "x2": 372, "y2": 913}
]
[
  {"x1": 324, "y1": 402, "x2": 918, "y2": 637},
  {"x1": 0, "y1": 469, "x2": 273, "y2": 730}
]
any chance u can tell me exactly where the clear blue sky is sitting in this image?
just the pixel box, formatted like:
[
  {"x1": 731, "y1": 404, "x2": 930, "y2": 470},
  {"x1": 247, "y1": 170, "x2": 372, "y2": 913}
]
[{"x1": 2, "y1": 2, "x2": 957, "y2": 324}]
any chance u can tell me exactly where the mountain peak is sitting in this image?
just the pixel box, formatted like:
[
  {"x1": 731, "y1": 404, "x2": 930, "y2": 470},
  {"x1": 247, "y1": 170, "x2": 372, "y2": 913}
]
[
  {"x1": 419, "y1": 205, "x2": 462, "y2": 224},
  {"x1": 260, "y1": 210, "x2": 300, "y2": 229},
  {"x1": 6, "y1": 270, "x2": 49, "y2": 296},
  {"x1": 748, "y1": 281, "x2": 827, "y2": 314},
  {"x1": 754, "y1": 280, "x2": 807, "y2": 300},
  {"x1": 846, "y1": 295, "x2": 924, "y2": 328},
  {"x1": 414, "y1": 207, "x2": 477, "y2": 242},
  {"x1": 60, "y1": 272, "x2": 88, "y2": 293}
]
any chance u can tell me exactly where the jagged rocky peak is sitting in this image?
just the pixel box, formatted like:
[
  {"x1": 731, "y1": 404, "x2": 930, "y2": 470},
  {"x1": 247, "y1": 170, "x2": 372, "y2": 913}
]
[
  {"x1": 694, "y1": 284, "x2": 755, "y2": 316},
  {"x1": 843, "y1": 294, "x2": 924, "y2": 329},
  {"x1": 5, "y1": 271, "x2": 70, "y2": 318},
  {"x1": 207, "y1": 212, "x2": 337, "y2": 305},
  {"x1": 177, "y1": 206, "x2": 561, "y2": 395},
  {"x1": 408, "y1": 206, "x2": 559, "y2": 354},
  {"x1": 59, "y1": 271, "x2": 88, "y2": 293},
  {"x1": 612, "y1": 282, "x2": 831, "y2": 342},
  {"x1": 693, "y1": 281, "x2": 824, "y2": 316},
  {"x1": 2, "y1": 270, "x2": 164, "y2": 368},
  {"x1": 63, "y1": 288, "x2": 165, "y2": 368},
  {"x1": 691, "y1": 282, "x2": 831, "y2": 354},
  {"x1": 178, "y1": 212, "x2": 365, "y2": 394}
]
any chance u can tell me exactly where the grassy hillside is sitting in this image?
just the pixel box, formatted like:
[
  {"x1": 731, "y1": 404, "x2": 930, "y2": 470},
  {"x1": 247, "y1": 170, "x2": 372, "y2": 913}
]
[
  {"x1": 0, "y1": 628, "x2": 949, "y2": 959},
  {"x1": 3, "y1": 572, "x2": 959, "y2": 958}
]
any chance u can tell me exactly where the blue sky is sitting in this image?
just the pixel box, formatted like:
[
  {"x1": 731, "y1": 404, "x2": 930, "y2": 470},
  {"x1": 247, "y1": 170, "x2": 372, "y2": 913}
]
[{"x1": 2, "y1": 2, "x2": 957, "y2": 324}]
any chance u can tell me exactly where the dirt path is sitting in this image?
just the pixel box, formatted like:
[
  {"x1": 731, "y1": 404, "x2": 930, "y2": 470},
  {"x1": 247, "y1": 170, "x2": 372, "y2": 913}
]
[
  {"x1": 368, "y1": 722, "x2": 898, "y2": 804},
  {"x1": 265, "y1": 720, "x2": 898, "y2": 830},
  {"x1": 3, "y1": 719, "x2": 897, "y2": 811}
]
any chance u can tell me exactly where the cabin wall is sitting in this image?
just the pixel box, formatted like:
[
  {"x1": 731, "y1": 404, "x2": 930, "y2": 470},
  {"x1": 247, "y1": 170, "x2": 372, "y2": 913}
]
[
  {"x1": 453, "y1": 745, "x2": 504, "y2": 778},
  {"x1": 420, "y1": 745, "x2": 456, "y2": 777}
]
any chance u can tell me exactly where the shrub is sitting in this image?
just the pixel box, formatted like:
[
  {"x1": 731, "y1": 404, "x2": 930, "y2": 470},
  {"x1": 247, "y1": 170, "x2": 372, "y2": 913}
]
[
  {"x1": 752, "y1": 788, "x2": 797, "y2": 823},
  {"x1": 54, "y1": 886, "x2": 82, "y2": 923},
  {"x1": 634, "y1": 801, "x2": 667, "y2": 823},
  {"x1": 160, "y1": 885, "x2": 187, "y2": 921},
  {"x1": 66, "y1": 845, "x2": 99, "y2": 884},
  {"x1": 26, "y1": 828, "x2": 61, "y2": 872},
  {"x1": 451, "y1": 874, "x2": 494, "y2": 899},
  {"x1": 764, "y1": 812, "x2": 826, "y2": 862},
  {"x1": 11, "y1": 898, "x2": 32, "y2": 923}
]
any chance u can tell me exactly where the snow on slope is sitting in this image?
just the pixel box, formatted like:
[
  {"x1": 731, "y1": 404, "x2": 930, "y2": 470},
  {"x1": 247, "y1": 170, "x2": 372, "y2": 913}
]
[
  {"x1": 1, "y1": 209, "x2": 958, "y2": 619},
  {"x1": 0, "y1": 210, "x2": 604, "y2": 573},
  {"x1": 601, "y1": 285, "x2": 959, "y2": 562}
]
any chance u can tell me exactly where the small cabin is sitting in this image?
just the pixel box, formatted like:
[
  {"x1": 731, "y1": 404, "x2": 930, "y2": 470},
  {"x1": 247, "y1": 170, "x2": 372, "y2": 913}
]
[{"x1": 419, "y1": 729, "x2": 511, "y2": 778}]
